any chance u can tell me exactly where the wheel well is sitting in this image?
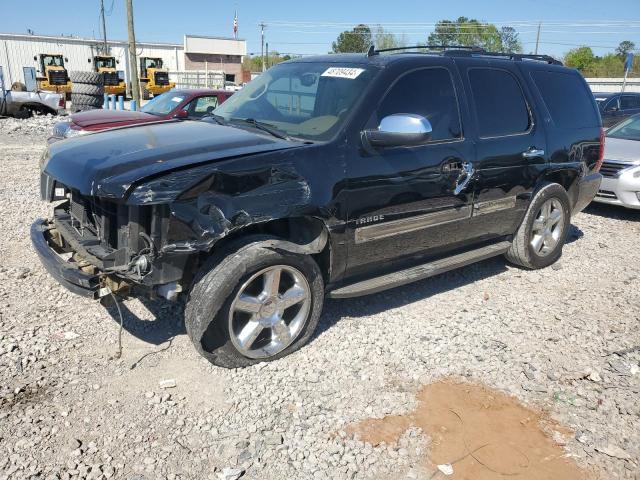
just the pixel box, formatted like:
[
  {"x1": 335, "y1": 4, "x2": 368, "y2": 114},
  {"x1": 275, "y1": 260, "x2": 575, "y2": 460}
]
[
  {"x1": 540, "y1": 169, "x2": 578, "y2": 192},
  {"x1": 539, "y1": 169, "x2": 580, "y2": 209},
  {"x1": 21, "y1": 103, "x2": 56, "y2": 116},
  {"x1": 200, "y1": 216, "x2": 332, "y2": 283}
]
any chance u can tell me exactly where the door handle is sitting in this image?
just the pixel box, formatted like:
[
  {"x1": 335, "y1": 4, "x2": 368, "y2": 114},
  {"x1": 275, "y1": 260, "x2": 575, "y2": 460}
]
[
  {"x1": 453, "y1": 162, "x2": 475, "y2": 195},
  {"x1": 522, "y1": 148, "x2": 545, "y2": 159}
]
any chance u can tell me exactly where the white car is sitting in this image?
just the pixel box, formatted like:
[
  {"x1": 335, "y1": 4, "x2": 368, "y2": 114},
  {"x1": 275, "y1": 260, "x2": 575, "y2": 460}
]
[{"x1": 594, "y1": 114, "x2": 640, "y2": 209}]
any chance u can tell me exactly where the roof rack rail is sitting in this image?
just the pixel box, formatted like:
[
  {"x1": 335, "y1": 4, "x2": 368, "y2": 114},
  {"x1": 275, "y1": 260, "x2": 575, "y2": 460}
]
[
  {"x1": 367, "y1": 44, "x2": 562, "y2": 65},
  {"x1": 367, "y1": 45, "x2": 481, "y2": 56}
]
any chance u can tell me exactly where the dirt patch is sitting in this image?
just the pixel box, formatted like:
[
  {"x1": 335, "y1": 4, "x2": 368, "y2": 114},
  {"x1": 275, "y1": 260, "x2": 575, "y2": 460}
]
[{"x1": 348, "y1": 380, "x2": 596, "y2": 479}]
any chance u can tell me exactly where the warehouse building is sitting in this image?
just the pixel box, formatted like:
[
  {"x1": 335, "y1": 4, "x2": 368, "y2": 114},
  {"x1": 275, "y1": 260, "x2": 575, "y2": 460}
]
[{"x1": 0, "y1": 32, "x2": 247, "y2": 90}]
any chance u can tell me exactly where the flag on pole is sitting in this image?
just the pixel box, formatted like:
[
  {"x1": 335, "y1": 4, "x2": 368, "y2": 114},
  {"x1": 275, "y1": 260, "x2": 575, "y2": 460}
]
[{"x1": 233, "y1": 11, "x2": 238, "y2": 39}]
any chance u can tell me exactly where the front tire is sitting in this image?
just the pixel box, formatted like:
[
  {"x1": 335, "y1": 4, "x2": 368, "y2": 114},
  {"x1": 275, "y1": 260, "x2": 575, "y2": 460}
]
[
  {"x1": 505, "y1": 183, "x2": 570, "y2": 269},
  {"x1": 185, "y1": 237, "x2": 324, "y2": 368}
]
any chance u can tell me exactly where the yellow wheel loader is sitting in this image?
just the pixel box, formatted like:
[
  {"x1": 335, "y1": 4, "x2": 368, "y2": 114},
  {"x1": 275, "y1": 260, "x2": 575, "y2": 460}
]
[
  {"x1": 139, "y1": 57, "x2": 175, "y2": 100},
  {"x1": 90, "y1": 55, "x2": 126, "y2": 97},
  {"x1": 34, "y1": 54, "x2": 72, "y2": 97}
]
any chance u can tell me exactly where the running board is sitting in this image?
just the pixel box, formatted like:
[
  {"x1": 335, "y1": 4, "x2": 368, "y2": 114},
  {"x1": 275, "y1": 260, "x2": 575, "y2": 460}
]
[{"x1": 328, "y1": 241, "x2": 511, "y2": 299}]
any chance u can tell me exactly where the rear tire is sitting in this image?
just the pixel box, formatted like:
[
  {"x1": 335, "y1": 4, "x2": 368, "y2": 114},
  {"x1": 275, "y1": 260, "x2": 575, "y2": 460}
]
[
  {"x1": 185, "y1": 236, "x2": 324, "y2": 368},
  {"x1": 505, "y1": 183, "x2": 570, "y2": 269}
]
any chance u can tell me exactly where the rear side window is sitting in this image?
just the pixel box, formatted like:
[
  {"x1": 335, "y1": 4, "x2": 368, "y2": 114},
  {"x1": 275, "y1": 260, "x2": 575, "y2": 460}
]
[
  {"x1": 377, "y1": 67, "x2": 462, "y2": 142},
  {"x1": 468, "y1": 68, "x2": 530, "y2": 137},
  {"x1": 620, "y1": 95, "x2": 640, "y2": 109},
  {"x1": 530, "y1": 70, "x2": 599, "y2": 128}
]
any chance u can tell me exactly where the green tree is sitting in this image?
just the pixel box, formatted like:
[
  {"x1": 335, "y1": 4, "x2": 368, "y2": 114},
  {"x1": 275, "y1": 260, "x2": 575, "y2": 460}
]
[
  {"x1": 564, "y1": 46, "x2": 595, "y2": 72},
  {"x1": 616, "y1": 40, "x2": 635, "y2": 58},
  {"x1": 427, "y1": 17, "x2": 521, "y2": 52},
  {"x1": 332, "y1": 24, "x2": 372, "y2": 53},
  {"x1": 242, "y1": 52, "x2": 294, "y2": 72},
  {"x1": 499, "y1": 26, "x2": 523, "y2": 53},
  {"x1": 373, "y1": 25, "x2": 406, "y2": 50}
]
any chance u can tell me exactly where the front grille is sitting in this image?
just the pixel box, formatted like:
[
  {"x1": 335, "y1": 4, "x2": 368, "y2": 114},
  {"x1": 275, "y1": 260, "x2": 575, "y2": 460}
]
[
  {"x1": 596, "y1": 190, "x2": 617, "y2": 199},
  {"x1": 154, "y1": 71, "x2": 169, "y2": 86},
  {"x1": 600, "y1": 160, "x2": 629, "y2": 178},
  {"x1": 68, "y1": 192, "x2": 118, "y2": 247},
  {"x1": 49, "y1": 70, "x2": 67, "y2": 85},
  {"x1": 103, "y1": 72, "x2": 120, "y2": 86}
]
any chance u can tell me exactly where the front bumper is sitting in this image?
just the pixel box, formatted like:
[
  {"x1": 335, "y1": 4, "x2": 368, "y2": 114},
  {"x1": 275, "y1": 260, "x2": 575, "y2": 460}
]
[
  {"x1": 31, "y1": 218, "x2": 101, "y2": 298},
  {"x1": 592, "y1": 169, "x2": 640, "y2": 210},
  {"x1": 573, "y1": 172, "x2": 602, "y2": 214}
]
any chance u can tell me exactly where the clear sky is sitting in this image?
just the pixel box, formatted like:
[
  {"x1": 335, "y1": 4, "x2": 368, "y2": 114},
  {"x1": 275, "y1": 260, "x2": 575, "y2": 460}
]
[{"x1": 2, "y1": 0, "x2": 639, "y2": 58}]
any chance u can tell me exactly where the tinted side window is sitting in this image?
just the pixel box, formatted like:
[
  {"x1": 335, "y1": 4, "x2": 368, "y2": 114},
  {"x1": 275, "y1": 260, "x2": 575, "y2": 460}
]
[
  {"x1": 377, "y1": 68, "x2": 461, "y2": 141},
  {"x1": 531, "y1": 70, "x2": 600, "y2": 128},
  {"x1": 468, "y1": 68, "x2": 530, "y2": 137},
  {"x1": 621, "y1": 95, "x2": 640, "y2": 109}
]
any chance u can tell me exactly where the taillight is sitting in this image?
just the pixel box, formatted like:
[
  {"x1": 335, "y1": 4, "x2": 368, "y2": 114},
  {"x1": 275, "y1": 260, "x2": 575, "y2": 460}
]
[
  {"x1": 58, "y1": 97, "x2": 66, "y2": 108},
  {"x1": 594, "y1": 128, "x2": 605, "y2": 173}
]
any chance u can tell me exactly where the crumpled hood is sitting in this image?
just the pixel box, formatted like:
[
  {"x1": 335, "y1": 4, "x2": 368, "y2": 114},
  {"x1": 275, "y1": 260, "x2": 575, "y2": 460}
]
[
  {"x1": 603, "y1": 137, "x2": 640, "y2": 164},
  {"x1": 43, "y1": 120, "x2": 300, "y2": 198}
]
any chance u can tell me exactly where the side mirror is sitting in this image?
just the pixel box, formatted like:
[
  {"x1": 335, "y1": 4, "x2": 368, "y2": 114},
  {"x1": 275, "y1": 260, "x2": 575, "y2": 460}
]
[
  {"x1": 174, "y1": 109, "x2": 188, "y2": 119},
  {"x1": 116, "y1": 60, "x2": 120, "y2": 65},
  {"x1": 33, "y1": 56, "x2": 37, "y2": 61},
  {"x1": 64, "y1": 57, "x2": 68, "y2": 62},
  {"x1": 363, "y1": 114, "x2": 433, "y2": 148},
  {"x1": 88, "y1": 58, "x2": 92, "y2": 63}
]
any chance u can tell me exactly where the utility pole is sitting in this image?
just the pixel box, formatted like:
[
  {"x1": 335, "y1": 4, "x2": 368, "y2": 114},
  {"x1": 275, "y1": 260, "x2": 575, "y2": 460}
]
[
  {"x1": 260, "y1": 22, "x2": 266, "y2": 72},
  {"x1": 125, "y1": 0, "x2": 140, "y2": 107},
  {"x1": 100, "y1": 0, "x2": 108, "y2": 54},
  {"x1": 266, "y1": 42, "x2": 269, "y2": 69},
  {"x1": 534, "y1": 22, "x2": 541, "y2": 55}
]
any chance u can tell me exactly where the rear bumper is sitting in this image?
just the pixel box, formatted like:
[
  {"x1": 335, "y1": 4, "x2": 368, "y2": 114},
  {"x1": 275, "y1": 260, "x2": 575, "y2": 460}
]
[
  {"x1": 31, "y1": 218, "x2": 101, "y2": 298},
  {"x1": 573, "y1": 172, "x2": 602, "y2": 214}
]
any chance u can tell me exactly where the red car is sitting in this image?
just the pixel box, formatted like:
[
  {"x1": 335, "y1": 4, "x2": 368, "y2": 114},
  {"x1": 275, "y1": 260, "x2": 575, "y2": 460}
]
[{"x1": 50, "y1": 88, "x2": 233, "y2": 141}]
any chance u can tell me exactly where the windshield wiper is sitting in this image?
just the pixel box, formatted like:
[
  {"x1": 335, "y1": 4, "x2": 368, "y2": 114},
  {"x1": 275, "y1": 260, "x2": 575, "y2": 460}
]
[
  {"x1": 230, "y1": 117, "x2": 291, "y2": 140},
  {"x1": 208, "y1": 113, "x2": 226, "y2": 125}
]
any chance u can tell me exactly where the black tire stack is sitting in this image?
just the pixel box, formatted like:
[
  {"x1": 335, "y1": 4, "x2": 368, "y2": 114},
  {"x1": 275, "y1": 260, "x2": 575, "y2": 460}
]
[{"x1": 69, "y1": 71, "x2": 104, "y2": 113}]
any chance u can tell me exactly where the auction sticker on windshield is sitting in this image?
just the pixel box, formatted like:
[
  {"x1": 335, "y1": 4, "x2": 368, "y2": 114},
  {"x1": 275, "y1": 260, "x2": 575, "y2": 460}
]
[{"x1": 321, "y1": 67, "x2": 365, "y2": 79}]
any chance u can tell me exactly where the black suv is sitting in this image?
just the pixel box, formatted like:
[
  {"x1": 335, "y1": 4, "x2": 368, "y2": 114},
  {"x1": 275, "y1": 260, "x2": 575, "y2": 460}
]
[{"x1": 33, "y1": 47, "x2": 603, "y2": 368}]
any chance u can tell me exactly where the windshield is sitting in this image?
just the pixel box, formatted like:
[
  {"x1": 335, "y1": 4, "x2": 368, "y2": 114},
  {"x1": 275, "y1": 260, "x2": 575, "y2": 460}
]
[
  {"x1": 141, "y1": 92, "x2": 185, "y2": 116},
  {"x1": 143, "y1": 58, "x2": 163, "y2": 69},
  {"x1": 42, "y1": 55, "x2": 64, "y2": 67},
  {"x1": 607, "y1": 115, "x2": 640, "y2": 141},
  {"x1": 95, "y1": 57, "x2": 116, "y2": 69},
  {"x1": 214, "y1": 62, "x2": 377, "y2": 141}
]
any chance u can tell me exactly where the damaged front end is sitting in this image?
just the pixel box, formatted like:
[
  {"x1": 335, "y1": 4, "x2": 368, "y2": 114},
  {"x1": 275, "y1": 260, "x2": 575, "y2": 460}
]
[
  {"x1": 32, "y1": 186, "x2": 187, "y2": 299},
  {"x1": 33, "y1": 147, "x2": 316, "y2": 301}
]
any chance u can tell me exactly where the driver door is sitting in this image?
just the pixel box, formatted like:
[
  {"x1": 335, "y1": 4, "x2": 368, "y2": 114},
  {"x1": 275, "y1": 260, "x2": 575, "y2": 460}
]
[{"x1": 343, "y1": 63, "x2": 477, "y2": 278}]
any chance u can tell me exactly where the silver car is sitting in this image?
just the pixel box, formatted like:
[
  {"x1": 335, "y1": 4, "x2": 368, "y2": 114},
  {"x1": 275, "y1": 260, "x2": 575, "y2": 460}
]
[{"x1": 594, "y1": 114, "x2": 640, "y2": 209}]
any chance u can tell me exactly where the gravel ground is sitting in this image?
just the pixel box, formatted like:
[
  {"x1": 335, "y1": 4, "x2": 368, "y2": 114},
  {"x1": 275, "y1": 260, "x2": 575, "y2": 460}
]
[{"x1": 0, "y1": 116, "x2": 639, "y2": 480}]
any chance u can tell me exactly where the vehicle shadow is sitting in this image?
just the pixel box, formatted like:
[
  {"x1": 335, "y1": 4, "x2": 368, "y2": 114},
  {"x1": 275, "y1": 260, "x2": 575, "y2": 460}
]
[
  {"x1": 313, "y1": 256, "x2": 510, "y2": 341},
  {"x1": 582, "y1": 202, "x2": 640, "y2": 222},
  {"x1": 102, "y1": 295, "x2": 185, "y2": 346}
]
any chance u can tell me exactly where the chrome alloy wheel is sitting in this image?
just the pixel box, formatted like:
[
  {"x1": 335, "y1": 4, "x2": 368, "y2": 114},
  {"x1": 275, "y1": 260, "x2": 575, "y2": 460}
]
[
  {"x1": 530, "y1": 198, "x2": 564, "y2": 257},
  {"x1": 229, "y1": 265, "x2": 311, "y2": 359}
]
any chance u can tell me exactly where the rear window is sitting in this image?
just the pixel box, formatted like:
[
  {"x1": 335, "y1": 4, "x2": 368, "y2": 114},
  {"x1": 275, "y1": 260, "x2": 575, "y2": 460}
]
[
  {"x1": 531, "y1": 70, "x2": 599, "y2": 128},
  {"x1": 468, "y1": 68, "x2": 530, "y2": 138}
]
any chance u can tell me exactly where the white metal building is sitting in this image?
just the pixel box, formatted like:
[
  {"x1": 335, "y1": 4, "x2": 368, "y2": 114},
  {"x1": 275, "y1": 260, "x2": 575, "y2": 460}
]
[{"x1": 0, "y1": 32, "x2": 247, "y2": 89}]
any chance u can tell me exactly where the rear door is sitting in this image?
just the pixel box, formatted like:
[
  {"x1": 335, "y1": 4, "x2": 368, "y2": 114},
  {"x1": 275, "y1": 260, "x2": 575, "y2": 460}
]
[{"x1": 456, "y1": 60, "x2": 547, "y2": 240}]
